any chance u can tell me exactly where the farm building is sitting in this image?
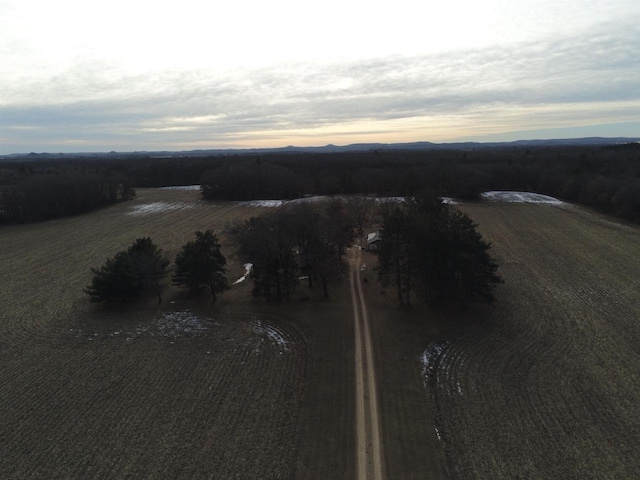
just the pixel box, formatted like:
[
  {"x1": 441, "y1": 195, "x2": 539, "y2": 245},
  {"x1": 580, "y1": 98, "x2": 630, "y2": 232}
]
[{"x1": 367, "y1": 231, "x2": 381, "y2": 251}]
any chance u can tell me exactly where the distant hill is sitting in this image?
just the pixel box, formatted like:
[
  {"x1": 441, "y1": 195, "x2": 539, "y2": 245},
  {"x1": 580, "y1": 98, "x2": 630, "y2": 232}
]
[{"x1": 2, "y1": 137, "x2": 638, "y2": 160}]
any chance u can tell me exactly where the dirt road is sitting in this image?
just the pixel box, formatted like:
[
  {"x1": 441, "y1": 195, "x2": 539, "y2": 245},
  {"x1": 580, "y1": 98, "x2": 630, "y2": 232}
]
[{"x1": 350, "y1": 248, "x2": 385, "y2": 480}]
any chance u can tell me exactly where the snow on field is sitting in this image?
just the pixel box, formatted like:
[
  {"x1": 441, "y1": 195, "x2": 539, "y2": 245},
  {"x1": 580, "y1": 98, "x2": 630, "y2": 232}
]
[
  {"x1": 420, "y1": 341, "x2": 452, "y2": 388},
  {"x1": 127, "y1": 202, "x2": 195, "y2": 215},
  {"x1": 420, "y1": 340, "x2": 465, "y2": 396},
  {"x1": 481, "y1": 191, "x2": 565, "y2": 205},
  {"x1": 94, "y1": 311, "x2": 215, "y2": 341},
  {"x1": 232, "y1": 195, "x2": 459, "y2": 208},
  {"x1": 287, "y1": 196, "x2": 331, "y2": 204},
  {"x1": 233, "y1": 263, "x2": 253, "y2": 285},
  {"x1": 158, "y1": 185, "x2": 201, "y2": 191},
  {"x1": 252, "y1": 319, "x2": 291, "y2": 353},
  {"x1": 375, "y1": 196, "x2": 406, "y2": 203},
  {"x1": 375, "y1": 196, "x2": 457, "y2": 204},
  {"x1": 237, "y1": 200, "x2": 284, "y2": 207},
  {"x1": 154, "y1": 311, "x2": 213, "y2": 337}
]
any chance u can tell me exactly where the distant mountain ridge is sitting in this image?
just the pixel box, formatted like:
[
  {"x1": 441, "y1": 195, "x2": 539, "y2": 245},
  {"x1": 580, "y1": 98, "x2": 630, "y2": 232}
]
[{"x1": 2, "y1": 137, "x2": 638, "y2": 160}]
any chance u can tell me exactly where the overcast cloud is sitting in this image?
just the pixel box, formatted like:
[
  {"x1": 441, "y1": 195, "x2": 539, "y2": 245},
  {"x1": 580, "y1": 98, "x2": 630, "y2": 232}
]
[{"x1": 1, "y1": 0, "x2": 639, "y2": 153}]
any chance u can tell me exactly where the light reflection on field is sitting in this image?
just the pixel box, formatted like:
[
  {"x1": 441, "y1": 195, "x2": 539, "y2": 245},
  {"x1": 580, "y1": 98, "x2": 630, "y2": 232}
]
[{"x1": 127, "y1": 201, "x2": 195, "y2": 215}]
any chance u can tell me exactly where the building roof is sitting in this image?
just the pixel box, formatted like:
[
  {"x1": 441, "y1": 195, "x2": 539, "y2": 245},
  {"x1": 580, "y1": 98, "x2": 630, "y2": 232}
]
[{"x1": 367, "y1": 231, "x2": 381, "y2": 243}]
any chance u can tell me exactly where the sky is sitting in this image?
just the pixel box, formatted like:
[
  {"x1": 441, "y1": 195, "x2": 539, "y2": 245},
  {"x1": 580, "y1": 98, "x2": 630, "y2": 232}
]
[{"x1": 1, "y1": 0, "x2": 639, "y2": 154}]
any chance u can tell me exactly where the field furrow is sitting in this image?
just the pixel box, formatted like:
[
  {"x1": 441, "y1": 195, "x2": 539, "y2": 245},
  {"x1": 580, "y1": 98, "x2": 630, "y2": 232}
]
[
  {"x1": 0, "y1": 189, "x2": 311, "y2": 479},
  {"x1": 427, "y1": 203, "x2": 640, "y2": 479}
]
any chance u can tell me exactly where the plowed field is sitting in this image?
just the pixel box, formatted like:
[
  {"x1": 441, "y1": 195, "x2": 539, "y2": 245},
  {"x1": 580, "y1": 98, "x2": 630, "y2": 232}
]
[
  {"x1": 0, "y1": 188, "x2": 358, "y2": 479},
  {"x1": 424, "y1": 202, "x2": 640, "y2": 479},
  {"x1": 5, "y1": 188, "x2": 636, "y2": 479}
]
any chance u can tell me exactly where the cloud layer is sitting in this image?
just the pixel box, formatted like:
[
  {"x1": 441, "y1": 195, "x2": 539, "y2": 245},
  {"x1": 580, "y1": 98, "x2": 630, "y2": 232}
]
[{"x1": 1, "y1": 12, "x2": 639, "y2": 152}]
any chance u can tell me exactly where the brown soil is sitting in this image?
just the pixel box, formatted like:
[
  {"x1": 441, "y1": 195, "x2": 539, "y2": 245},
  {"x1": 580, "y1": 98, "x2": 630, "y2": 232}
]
[
  {"x1": 429, "y1": 202, "x2": 640, "y2": 479},
  {"x1": 0, "y1": 188, "x2": 366, "y2": 479},
  {"x1": 5, "y1": 188, "x2": 631, "y2": 479}
]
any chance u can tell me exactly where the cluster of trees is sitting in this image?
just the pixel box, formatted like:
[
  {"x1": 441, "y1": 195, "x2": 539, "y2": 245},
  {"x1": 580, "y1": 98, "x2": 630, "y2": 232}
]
[
  {"x1": 172, "y1": 231, "x2": 228, "y2": 302},
  {"x1": 84, "y1": 197, "x2": 502, "y2": 309},
  {"x1": 84, "y1": 238, "x2": 170, "y2": 303},
  {"x1": 85, "y1": 231, "x2": 228, "y2": 304},
  {"x1": 233, "y1": 200, "x2": 354, "y2": 300},
  {"x1": 375, "y1": 195, "x2": 503, "y2": 306}
]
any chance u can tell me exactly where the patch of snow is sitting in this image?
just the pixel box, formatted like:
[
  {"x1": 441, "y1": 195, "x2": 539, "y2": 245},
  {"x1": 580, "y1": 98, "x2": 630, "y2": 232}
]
[
  {"x1": 375, "y1": 196, "x2": 406, "y2": 203},
  {"x1": 155, "y1": 311, "x2": 211, "y2": 337},
  {"x1": 375, "y1": 196, "x2": 457, "y2": 204},
  {"x1": 158, "y1": 185, "x2": 201, "y2": 191},
  {"x1": 233, "y1": 194, "x2": 459, "y2": 209},
  {"x1": 93, "y1": 310, "x2": 214, "y2": 342},
  {"x1": 287, "y1": 195, "x2": 331, "y2": 204},
  {"x1": 435, "y1": 427, "x2": 442, "y2": 441},
  {"x1": 237, "y1": 199, "x2": 284, "y2": 207},
  {"x1": 233, "y1": 263, "x2": 253, "y2": 285},
  {"x1": 127, "y1": 202, "x2": 195, "y2": 215},
  {"x1": 235, "y1": 195, "x2": 457, "y2": 208},
  {"x1": 481, "y1": 191, "x2": 565, "y2": 205},
  {"x1": 420, "y1": 340, "x2": 451, "y2": 387},
  {"x1": 252, "y1": 320, "x2": 291, "y2": 352}
]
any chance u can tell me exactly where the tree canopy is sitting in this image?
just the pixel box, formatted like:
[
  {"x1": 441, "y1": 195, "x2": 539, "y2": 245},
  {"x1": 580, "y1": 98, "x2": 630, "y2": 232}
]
[
  {"x1": 375, "y1": 195, "x2": 502, "y2": 306},
  {"x1": 172, "y1": 231, "x2": 229, "y2": 301},
  {"x1": 234, "y1": 200, "x2": 354, "y2": 300},
  {"x1": 233, "y1": 214, "x2": 300, "y2": 301},
  {"x1": 3, "y1": 144, "x2": 640, "y2": 225},
  {"x1": 84, "y1": 237, "x2": 169, "y2": 303}
]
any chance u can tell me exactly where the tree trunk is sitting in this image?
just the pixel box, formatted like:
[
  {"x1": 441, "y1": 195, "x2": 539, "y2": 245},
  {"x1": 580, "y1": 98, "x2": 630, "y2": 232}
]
[
  {"x1": 155, "y1": 283, "x2": 163, "y2": 304},
  {"x1": 210, "y1": 282, "x2": 217, "y2": 303},
  {"x1": 322, "y1": 277, "x2": 329, "y2": 298}
]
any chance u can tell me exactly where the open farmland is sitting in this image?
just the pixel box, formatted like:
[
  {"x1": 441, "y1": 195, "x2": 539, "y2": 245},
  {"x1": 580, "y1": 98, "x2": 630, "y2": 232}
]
[
  {"x1": 421, "y1": 201, "x2": 640, "y2": 479},
  {"x1": 3, "y1": 186, "x2": 639, "y2": 479},
  {"x1": 0, "y1": 188, "x2": 360, "y2": 479}
]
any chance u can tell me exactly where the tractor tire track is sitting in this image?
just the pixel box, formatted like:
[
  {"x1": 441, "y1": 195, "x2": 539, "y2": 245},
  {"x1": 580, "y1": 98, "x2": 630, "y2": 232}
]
[{"x1": 351, "y1": 248, "x2": 385, "y2": 480}]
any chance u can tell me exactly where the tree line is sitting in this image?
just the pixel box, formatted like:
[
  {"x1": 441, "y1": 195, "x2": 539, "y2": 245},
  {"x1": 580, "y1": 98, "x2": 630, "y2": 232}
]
[
  {"x1": 85, "y1": 200, "x2": 355, "y2": 305},
  {"x1": 85, "y1": 196, "x2": 503, "y2": 308},
  {"x1": 197, "y1": 145, "x2": 640, "y2": 222},
  {"x1": 0, "y1": 160, "x2": 134, "y2": 224},
  {"x1": 3, "y1": 143, "x2": 639, "y2": 224}
]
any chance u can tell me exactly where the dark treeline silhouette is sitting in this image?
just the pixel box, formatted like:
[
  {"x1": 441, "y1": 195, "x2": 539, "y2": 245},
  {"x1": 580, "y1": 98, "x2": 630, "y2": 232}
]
[
  {"x1": 2, "y1": 143, "x2": 639, "y2": 223},
  {"x1": 199, "y1": 145, "x2": 640, "y2": 222},
  {"x1": 0, "y1": 159, "x2": 134, "y2": 224}
]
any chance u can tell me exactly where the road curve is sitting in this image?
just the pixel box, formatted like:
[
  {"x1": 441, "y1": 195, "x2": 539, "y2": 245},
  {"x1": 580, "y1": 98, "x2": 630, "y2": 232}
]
[{"x1": 350, "y1": 248, "x2": 385, "y2": 480}]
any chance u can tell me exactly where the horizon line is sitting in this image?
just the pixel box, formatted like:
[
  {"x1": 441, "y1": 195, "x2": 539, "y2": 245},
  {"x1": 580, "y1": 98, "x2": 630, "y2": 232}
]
[{"x1": 3, "y1": 136, "x2": 639, "y2": 157}]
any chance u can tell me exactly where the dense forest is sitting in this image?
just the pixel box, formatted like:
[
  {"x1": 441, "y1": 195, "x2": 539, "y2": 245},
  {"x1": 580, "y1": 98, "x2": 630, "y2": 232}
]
[
  {"x1": 0, "y1": 159, "x2": 134, "y2": 223},
  {"x1": 1, "y1": 143, "x2": 639, "y2": 224}
]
